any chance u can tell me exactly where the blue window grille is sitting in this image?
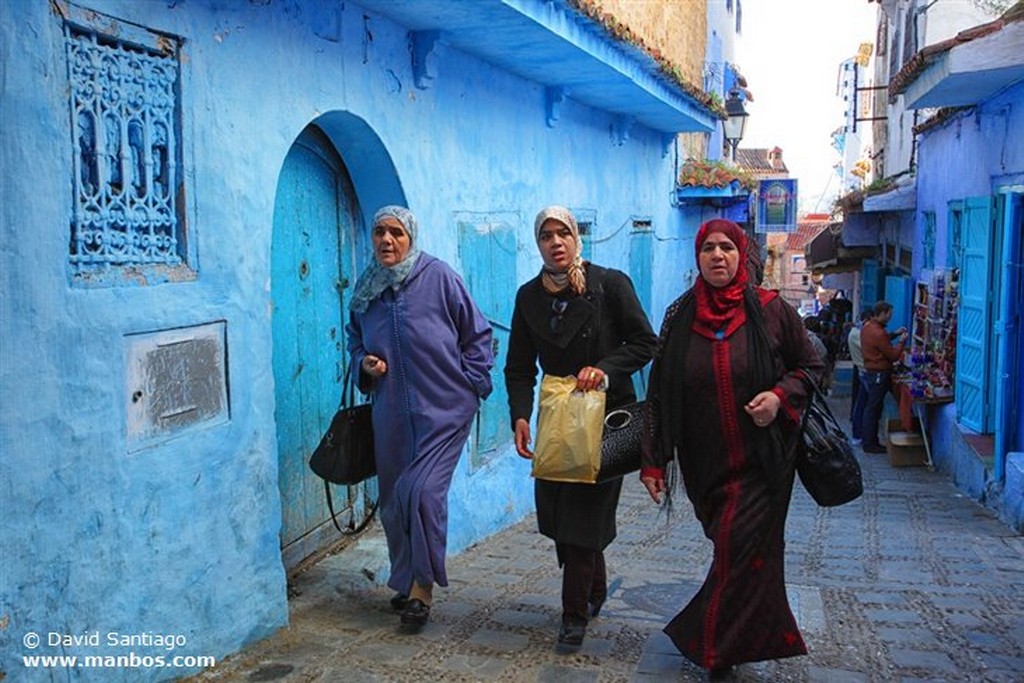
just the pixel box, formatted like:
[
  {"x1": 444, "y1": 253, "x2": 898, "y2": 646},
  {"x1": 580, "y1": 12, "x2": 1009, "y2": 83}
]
[{"x1": 64, "y1": 20, "x2": 188, "y2": 279}]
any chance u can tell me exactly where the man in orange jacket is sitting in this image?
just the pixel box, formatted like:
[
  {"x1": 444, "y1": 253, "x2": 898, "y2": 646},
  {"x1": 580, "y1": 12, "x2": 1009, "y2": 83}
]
[{"x1": 860, "y1": 301, "x2": 908, "y2": 453}]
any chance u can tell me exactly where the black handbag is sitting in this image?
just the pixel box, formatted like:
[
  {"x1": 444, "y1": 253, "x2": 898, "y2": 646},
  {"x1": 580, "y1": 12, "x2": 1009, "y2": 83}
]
[
  {"x1": 596, "y1": 401, "x2": 644, "y2": 483},
  {"x1": 796, "y1": 373, "x2": 864, "y2": 507},
  {"x1": 308, "y1": 364, "x2": 377, "y2": 532}
]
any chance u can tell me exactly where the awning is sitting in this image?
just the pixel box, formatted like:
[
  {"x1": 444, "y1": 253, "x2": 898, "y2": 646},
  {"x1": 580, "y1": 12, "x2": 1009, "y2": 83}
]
[
  {"x1": 901, "y1": 20, "x2": 1024, "y2": 109},
  {"x1": 861, "y1": 175, "x2": 916, "y2": 212},
  {"x1": 356, "y1": 0, "x2": 718, "y2": 134},
  {"x1": 806, "y1": 227, "x2": 877, "y2": 273}
]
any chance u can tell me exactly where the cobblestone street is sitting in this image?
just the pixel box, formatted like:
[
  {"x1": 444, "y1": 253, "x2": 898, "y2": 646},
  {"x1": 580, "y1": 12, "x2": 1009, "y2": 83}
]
[{"x1": 190, "y1": 397, "x2": 1024, "y2": 682}]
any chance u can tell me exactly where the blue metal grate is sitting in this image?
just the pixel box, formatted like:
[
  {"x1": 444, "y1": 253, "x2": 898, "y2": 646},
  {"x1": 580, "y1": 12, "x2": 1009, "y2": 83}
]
[{"x1": 65, "y1": 24, "x2": 183, "y2": 271}]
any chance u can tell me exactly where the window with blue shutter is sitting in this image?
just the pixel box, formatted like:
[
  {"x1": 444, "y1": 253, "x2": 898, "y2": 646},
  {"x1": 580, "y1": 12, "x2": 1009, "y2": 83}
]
[
  {"x1": 457, "y1": 213, "x2": 519, "y2": 467},
  {"x1": 629, "y1": 220, "x2": 653, "y2": 399}
]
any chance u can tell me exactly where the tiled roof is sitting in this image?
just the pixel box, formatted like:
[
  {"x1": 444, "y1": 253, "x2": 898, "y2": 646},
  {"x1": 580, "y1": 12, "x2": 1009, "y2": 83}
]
[
  {"x1": 734, "y1": 148, "x2": 788, "y2": 174},
  {"x1": 677, "y1": 159, "x2": 756, "y2": 189},
  {"x1": 786, "y1": 218, "x2": 830, "y2": 251}
]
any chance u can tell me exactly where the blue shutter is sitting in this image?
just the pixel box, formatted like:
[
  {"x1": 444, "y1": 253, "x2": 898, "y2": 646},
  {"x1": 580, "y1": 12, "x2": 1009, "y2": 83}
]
[
  {"x1": 955, "y1": 196, "x2": 995, "y2": 432},
  {"x1": 458, "y1": 216, "x2": 518, "y2": 465},
  {"x1": 861, "y1": 259, "x2": 879, "y2": 308},
  {"x1": 884, "y1": 275, "x2": 913, "y2": 333},
  {"x1": 629, "y1": 228, "x2": 653, "y2": 398}
]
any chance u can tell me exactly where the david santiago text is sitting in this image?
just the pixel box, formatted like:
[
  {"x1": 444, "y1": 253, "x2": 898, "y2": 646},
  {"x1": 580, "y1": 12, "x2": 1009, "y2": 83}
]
[{"x1": 46, "y1": 631, "x2": 187, "y2": 651}]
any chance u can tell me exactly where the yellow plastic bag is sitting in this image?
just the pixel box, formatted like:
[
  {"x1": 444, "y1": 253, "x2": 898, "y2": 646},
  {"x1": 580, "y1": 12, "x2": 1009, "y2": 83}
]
[{"x1": 532, "y1": 375, "x2": 606, "y2": 484}]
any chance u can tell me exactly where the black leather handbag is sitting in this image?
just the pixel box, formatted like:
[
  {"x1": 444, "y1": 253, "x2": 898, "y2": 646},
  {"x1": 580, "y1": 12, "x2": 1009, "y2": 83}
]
[
  {"x1": 596, "y1": 401, "x2": 644, "y2": 483},
  {"x1": 309, "y1": 403, "x2": 375, "y2": 485},
  {"x1": 796, "y1": 373, "x2": 863, "y2": 507},
  {"x1": 308, "y1": 364, "x2": 377, "y2": 532}
]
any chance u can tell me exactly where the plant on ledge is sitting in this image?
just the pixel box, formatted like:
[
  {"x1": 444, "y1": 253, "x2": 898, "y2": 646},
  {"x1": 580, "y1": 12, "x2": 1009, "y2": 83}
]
[
  {"x1": 678, "y1": 159, "x2": 756, "y2": 191},
  {"x1": 567, "y1": 0, "x2": 726, "y2": 118}
]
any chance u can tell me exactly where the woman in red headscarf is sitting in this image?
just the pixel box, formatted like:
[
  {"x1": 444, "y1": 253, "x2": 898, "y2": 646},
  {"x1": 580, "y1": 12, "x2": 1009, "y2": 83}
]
[{"x1": 641, "y1": 219, "x2": 824, "y2": 679}]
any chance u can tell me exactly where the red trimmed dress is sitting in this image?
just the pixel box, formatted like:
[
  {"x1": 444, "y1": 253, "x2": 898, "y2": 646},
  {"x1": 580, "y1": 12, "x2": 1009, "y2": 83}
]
[{"x1": 646, "y1": 288, "x2": 823, "y2": 669}]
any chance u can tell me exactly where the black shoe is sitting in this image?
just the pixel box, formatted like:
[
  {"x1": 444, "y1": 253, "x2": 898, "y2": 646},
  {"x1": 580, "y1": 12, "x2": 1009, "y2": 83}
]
[
  {"x1": 863, "y1": 444, "x2": 887, "y2": 454},
  {"x1": 399, "y1": 598, "x2": 430, "y2": 628},
  {"x1": 708, "y1": 666, "x2": 736, "y2": 681},
  {"x1": 390, "y1": 593, "x2": 409, "y2": 611},
  {"x1": 556, "y1": 619, "x2": 586, "y2": 650}
]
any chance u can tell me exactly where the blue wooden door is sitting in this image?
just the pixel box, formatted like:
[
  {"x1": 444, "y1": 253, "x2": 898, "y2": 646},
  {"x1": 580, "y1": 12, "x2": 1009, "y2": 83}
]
[
  {"x1": 955, "y1": 196, "x2": 995, "y2": 432},
  {"x1": 272, "y1": 126, "x2": 360, "y2": 550},
  {"x1": 457, "y1": 215, "x2": 518, "y2": 467},
  {"x1": 629, "y1": 227, "x2": 653, "y2": 398}
]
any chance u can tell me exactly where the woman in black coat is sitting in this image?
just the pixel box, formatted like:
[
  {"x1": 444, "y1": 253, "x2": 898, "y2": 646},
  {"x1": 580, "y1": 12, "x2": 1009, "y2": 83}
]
[{"x1": 505, "y1": 205, "x2": 657, "y2": 649}]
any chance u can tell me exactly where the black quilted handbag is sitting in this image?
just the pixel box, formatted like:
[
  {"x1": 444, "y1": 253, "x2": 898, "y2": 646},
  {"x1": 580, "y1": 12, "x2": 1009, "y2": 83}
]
[
  {"x1": 596, "y1": 401, "x2": 644, "y2": 483},
  {"x1": 796, "y1": 373, "x2": 864, "y2": 506}
]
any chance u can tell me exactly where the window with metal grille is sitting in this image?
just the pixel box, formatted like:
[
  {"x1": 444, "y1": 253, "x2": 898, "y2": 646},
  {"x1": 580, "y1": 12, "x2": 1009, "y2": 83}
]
[{"x1": 65, "y1": 17, "x2": 190, "y2": 283}]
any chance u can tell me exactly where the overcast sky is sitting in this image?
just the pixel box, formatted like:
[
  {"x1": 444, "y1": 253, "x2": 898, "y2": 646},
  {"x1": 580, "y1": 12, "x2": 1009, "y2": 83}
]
[{"x1": 735, "y1": 0, "x2": 879, "y2": 215}]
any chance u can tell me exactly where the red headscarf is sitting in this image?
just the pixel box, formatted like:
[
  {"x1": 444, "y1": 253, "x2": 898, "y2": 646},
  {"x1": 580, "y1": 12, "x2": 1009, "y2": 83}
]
[{"x1": 693, "y1": 219, "x2": 750, "y2": 338}]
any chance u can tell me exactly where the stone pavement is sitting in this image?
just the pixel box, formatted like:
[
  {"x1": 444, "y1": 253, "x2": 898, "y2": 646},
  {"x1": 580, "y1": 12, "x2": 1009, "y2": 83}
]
[{"x1": 187, "y1": 397, "x2": 1024, "y2": 682}]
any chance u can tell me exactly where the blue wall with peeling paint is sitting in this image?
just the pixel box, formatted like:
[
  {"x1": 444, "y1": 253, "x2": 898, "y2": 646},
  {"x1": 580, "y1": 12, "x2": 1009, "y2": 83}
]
[{"x1": 0, "y1": 0, "x2": 705, "y2": 678}]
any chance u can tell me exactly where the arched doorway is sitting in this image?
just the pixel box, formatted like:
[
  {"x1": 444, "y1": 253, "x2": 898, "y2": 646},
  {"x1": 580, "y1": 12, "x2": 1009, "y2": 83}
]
[
  {"x1": 271, "y1": 114, "x2": 406, "y2": 569},
  {"x1": 271, "y1": 125, "x2": 365, "y2": 567}
]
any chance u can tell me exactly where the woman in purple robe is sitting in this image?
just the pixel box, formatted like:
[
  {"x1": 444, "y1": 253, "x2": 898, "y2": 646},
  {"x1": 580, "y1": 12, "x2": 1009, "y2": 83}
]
[
  {"x1": 346, "y1": 205, "x2": 494, "y2": 629},
  {"x1": 641, "y1": 219, "x2": 823, "y2": 679}
]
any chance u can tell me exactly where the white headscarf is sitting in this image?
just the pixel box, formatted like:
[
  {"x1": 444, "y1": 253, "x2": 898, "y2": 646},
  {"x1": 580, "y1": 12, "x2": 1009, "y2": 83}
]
[
  {"x1": 349, "y1": 205, "x2": 422, "y2": 313},
  {"x1": 534, "y1": 205, "x2": 586, "y2": 296}
]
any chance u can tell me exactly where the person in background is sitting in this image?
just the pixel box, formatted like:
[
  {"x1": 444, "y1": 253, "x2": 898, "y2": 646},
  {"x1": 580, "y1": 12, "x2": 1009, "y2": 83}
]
[
  {"x1": 847, "y1": 309, "x2": 873, "y2": 445},
  {"x1": 504, "y1": 205, "x2": 657, "y2": 651},
  {"x1": 803, "y1": 316, "x2": 833, "y2": 392},
  {"x1": 641, "y1": 219, "x2": 824, "y2": 680},
  {"x1": 859, "y1": 300, "x2": 908, "y2": 454},
  {"x1": 346, "y1": 205, "x2": 494, "y2": 630}
]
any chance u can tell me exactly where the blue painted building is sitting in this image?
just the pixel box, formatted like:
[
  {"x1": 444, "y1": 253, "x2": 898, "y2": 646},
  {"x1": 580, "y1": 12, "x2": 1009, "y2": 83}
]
[
  {"x1": 0, "y1": 0, "x2": 718, "y2": 678},
  {"x1": 893, "y1": 13, "x2": 1024, "y2": 531},
  {"x1": 814, "y1": 4, "x2": 1023, "y2": 531}
]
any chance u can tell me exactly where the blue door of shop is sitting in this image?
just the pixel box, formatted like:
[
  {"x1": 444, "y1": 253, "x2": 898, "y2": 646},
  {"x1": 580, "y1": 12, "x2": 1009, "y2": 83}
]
[
  {"x1": 956, "y1": 197, "x2": 996, "y2": 432},
  {"x1": 271, "y1": 126, "x2": 362, "y2": 557}
]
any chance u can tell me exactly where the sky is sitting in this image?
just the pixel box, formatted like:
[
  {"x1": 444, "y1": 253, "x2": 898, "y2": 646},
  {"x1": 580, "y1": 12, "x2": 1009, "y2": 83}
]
[{"x1": 735, "y1": 0, "x2": 879, "y2": 215}]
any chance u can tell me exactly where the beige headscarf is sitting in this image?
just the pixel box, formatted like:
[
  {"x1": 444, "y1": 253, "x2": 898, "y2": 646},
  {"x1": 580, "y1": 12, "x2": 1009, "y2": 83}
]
[{"x1": 533, "y1": 205, "x2": 587, "y2": 296}]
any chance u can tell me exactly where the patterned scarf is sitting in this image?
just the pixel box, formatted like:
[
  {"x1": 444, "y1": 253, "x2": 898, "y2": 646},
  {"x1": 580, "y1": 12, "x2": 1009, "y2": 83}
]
[
  {"x1": 692, "y1": 218, "x2": 749, "y2": 338},
  {"x1": 349, "y1": 205, "x2": 422, "y2": 313},
  {"x1": 534, "y1": 205, "x2": 586, "y2": 296}
]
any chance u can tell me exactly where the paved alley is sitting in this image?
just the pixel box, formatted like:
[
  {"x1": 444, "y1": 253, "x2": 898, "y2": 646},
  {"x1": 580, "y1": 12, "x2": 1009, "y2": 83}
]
[{"x1": 189, "y1": 397, "x2": 1024, "y2": 683}]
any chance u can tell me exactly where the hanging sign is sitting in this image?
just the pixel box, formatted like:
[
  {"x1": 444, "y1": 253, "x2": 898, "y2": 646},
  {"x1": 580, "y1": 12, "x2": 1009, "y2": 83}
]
[{"x1": 756, "y1": 179, "x2": 798, "y2": 233}]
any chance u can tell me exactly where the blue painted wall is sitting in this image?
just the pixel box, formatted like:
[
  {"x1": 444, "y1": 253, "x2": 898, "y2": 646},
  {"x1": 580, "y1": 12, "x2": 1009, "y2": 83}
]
[
  {"x1": 912, "y1": 80, "x2": 1024, "y2": 531},
  {"x1": 0, "y1": 0, "x2": 706, "y2": 678}
]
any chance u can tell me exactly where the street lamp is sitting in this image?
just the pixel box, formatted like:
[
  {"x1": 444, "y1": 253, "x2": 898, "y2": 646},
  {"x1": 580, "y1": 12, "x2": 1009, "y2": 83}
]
[{"x1": 723, "y1": 90, "x2": 749, "y2": 162}]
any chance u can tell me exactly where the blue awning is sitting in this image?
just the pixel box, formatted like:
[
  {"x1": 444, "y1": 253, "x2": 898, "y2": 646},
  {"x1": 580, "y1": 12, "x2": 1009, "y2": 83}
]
[{"x1": 356, "y1": 0, "x2": 718, "y2": 134}]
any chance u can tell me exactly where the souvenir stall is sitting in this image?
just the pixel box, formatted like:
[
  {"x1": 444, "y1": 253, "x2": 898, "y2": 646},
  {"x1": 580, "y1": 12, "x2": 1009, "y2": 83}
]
[{"x1": 891, "y1": 268, "x2": 958, "y2": 466}]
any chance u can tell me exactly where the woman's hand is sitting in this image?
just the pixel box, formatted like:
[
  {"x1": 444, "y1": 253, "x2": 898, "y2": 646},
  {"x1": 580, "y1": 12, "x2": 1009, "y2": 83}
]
[
  {"x1": 744, "y1": 390, "x2": 780, "y2": 428},
  {"x1": 641, "y1": 475, "x2": 666, "y2": 504},
  {"x1": 575, "y1": 365, "x2": 605, "y2": 392},
  {"x1": 362, "y1": 354, "x2": 387, "y2": 377},
  {"x1": 513, "y1": 418, "x2": 534, "y2": 459}
]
